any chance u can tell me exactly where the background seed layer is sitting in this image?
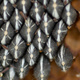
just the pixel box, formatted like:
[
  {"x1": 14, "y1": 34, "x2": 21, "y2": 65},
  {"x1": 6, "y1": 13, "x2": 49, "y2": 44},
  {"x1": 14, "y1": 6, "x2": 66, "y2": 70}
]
[{"x1": 0, "y1": 0, "x2": 79, "y2": 80}]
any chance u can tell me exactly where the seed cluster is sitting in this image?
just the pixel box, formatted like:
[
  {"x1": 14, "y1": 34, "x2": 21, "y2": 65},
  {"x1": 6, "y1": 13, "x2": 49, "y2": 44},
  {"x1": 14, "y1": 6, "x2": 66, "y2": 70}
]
[{"x1": 0, "y1": 0, "x2": 77, "y2": 80}]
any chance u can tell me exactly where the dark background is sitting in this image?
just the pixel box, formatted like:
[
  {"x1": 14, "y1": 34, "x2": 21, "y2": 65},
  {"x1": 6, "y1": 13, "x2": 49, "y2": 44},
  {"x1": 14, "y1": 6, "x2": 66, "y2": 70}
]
[{"x1": 22, "y1": 0, "x2": 80, "y2": 80}]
